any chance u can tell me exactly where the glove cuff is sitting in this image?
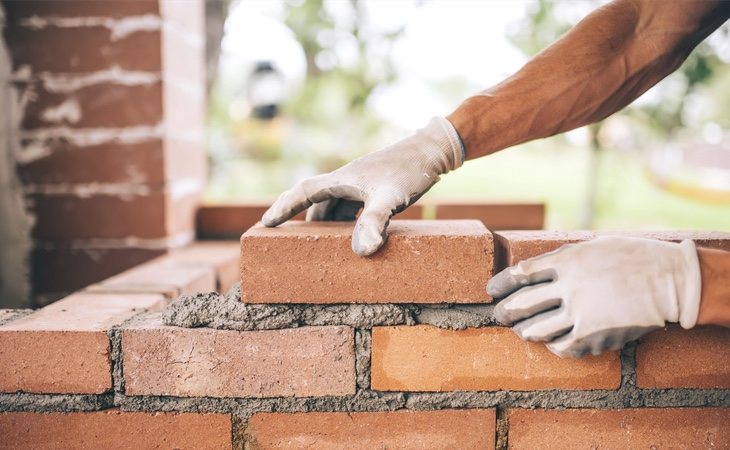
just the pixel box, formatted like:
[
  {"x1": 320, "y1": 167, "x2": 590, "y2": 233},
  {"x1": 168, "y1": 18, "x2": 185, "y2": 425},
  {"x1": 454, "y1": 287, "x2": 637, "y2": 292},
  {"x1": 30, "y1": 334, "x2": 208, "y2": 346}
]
[
  {"x1": 678, "y1": 239, "x2": 702, "y2": 329},
  {"x1": 421, "y1": 117, "x2": 465, "y2": 172}
]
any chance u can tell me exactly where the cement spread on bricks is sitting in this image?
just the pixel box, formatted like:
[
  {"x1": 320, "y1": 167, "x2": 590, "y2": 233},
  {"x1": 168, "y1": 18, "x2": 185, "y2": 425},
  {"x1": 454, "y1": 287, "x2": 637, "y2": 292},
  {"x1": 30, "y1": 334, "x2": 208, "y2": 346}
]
[{"x1": 162, "y1": 284, "x2": 499, "y2": 331}]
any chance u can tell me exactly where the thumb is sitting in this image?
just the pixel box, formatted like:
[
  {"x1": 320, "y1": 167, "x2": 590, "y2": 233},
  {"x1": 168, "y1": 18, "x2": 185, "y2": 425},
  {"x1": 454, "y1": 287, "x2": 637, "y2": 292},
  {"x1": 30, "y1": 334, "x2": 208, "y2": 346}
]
[{"x1": 352, "y1": 196, "x2": 396, "y2": 256}]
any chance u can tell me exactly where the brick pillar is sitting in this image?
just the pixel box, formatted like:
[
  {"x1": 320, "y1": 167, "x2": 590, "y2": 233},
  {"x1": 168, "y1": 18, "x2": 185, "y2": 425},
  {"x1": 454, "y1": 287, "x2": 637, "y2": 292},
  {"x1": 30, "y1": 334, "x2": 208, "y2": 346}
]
[{"x1": 2, "y1": 0, "x2": 206, "y2": 305}]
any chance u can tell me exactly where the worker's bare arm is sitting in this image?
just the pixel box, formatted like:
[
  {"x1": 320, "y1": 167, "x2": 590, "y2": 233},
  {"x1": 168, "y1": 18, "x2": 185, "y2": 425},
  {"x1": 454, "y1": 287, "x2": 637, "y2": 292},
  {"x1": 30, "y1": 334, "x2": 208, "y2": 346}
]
[
  {"x1": 697, "y1": 248, "x2": 730, "y2": 327},
  {"x1": 449, "y1": 0, "x2": 730, "y2": 159}
]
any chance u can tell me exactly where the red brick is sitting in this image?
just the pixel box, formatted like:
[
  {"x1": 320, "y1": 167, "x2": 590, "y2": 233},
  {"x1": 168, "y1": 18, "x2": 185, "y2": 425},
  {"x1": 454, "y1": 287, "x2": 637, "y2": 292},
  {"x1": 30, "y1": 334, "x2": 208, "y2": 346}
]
[
  {"x1": 169, "y1": 242, "x2": 240, "y2": 293},
  {"x1": 32, "y1": 246, "x2": 164, "y2": 294},
  {"x1": 435, "y1": 202, "x2": 544, "y2": 230},
  {"x1": 495, "y1": 230, "x2": 730, "y2": 265},
  {"x1": 4, "y1": 1, "x2": 159, "y2": 21},
  {"x1": 246, "y1": 410, "x2": 496, "y2": 449},
  {"x1": 0, "y1": 410, "x2": 231, "y2": 450},
  {"x1": 508, "y1": 408, "x2": 730, "y2": 449},
  {"x1": 86, "y1": 255, "x2": 215, "y2": 299},
  {"x1": 22, "y1": 82, "x2": 163, "y2": 129},
  {"x1": 371, "y1": 326, "x2": 620, "y2": 391},
  {"x1": 636, "y1": 325, "x2": 730, "y2": 388},
  {"x1": 122, "y1": 316, "x2": 355, "y2": 398},
  {"x1": 196, "y1": 203, "x2": 304, "y2": 239},
  {"x1": 241, "y1": 220, "x2": 493, "y2": 303},
  {"x1": 4, "y1": 26, "x2": 161, "y2": 73},
  {"x1": 0, "y1": 293, "x2": 164, "y2": 394},
  {"x1": 17, "y1": 140, "x2": 166, "y2": 185}
]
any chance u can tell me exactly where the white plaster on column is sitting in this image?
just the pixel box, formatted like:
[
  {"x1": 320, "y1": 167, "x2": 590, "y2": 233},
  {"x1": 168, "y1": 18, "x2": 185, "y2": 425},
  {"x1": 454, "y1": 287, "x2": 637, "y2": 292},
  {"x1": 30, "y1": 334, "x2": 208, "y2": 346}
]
[
  {"x1": 20, "y1": 14, "x2": 162, "y2": 41},
  {"x1": 40, "y1": 98, "x2": 81, "y2": 123}
]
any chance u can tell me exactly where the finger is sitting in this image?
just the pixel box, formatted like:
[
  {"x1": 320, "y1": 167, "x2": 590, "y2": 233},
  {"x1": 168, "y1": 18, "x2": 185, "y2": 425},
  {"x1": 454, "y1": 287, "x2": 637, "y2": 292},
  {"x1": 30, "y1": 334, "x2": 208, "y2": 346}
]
[
  {"x1": 494, "y1": 283, "x2": 562, "y2": 325},
  {"x1": 487, "y1": 245, "x2": 574, "y2": 298},
  {"x1": 351, "y1": 197, "x2": 396, "y2": 256},
  {"x1": 546, "y1": 332, "x2": 587, "y2": 359},
  {"x1": 262, "y1": 174, "x2": 336, "y2": 227},
  {"x1": 512, "y1": 308, "x2": 573, "y2": 342}
]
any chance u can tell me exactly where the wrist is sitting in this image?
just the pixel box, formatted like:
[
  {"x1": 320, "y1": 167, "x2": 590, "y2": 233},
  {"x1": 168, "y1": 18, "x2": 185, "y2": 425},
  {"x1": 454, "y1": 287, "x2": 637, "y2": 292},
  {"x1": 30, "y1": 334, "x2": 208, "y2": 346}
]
[{"x1": 418, "y1": 117, "x2": 465, "y2": 173}]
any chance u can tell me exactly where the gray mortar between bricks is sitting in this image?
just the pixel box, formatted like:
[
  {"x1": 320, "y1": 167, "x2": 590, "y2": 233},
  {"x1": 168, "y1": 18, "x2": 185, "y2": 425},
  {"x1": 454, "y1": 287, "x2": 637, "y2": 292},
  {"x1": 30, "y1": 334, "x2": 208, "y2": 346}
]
[{"x1": 0, "y1": 284, "x2": 728, "y2": 448}]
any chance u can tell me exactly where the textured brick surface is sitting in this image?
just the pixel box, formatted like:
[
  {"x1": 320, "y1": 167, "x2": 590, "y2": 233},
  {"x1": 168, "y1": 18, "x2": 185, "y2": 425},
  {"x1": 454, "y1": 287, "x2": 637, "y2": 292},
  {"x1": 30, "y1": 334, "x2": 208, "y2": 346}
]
[
  {"x1": 241, "y1": 220, "x2": 493, "y2": 303},
  {"x1": 636, "y1": 325, "x2": 730, "y2": 388},
  {"x1": 508, "y1": 408, "x2": 730, "y2": 449},
  {"x1": 495, "y1": 230, "x2": 730, "y2": 265},
  {"x1": 0, "y1": 293, "x2": 164, "y2": 394},
  {"x1": 371, "y1": 326, "x2": 620, "y2": 391},
  {"x1": 87, "y1": 256, "x2": 215, "y2": 299},
  {"x1": 123, "y1": 316, "x2": 355, "y2": 397},
  {"x1": 435, "y1": 202, "x2": 544, "y2": 230},
  {"x1": 169, "y1": 242, "x2": 240, "y2": 293},
  {"x1": 0, "y1": 410, "x2": 231, "y2": 450},
  {"x1": 246, "y1": 410, "x2": 496, "y2": 449}
]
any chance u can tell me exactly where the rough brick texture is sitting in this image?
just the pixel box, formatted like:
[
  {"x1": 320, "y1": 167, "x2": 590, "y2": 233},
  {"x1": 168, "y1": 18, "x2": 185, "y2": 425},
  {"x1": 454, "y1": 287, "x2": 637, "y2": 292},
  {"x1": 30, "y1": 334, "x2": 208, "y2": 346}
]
[
  {"x1": 0, "y1": 293, "x2": 164, "y2": 394},
  {"x1": 636, "y1": 325, "x2": 730, "y2": 389},
  {"x1": 246, "y1": 410, "x2": 496, "y2": 449},
  {"x1": 508, "y1": 408, "x2": 730, "y2": 449},
  {"x1": 495, "y1": 230, "x2": 730, "y2": 265},
  {"x1": 123, "y1": 315, "x2": 355, "y2": 397},
  {"x1": 0, "y1": 410, "x2": 231, "y2": 450},
  {"x1": 371, "y1": 326, "x2": 620, "y2": 391},
  {"x1": 435, "y1": 202, "x2": 544, "y2": 230},
  {"x1": 241, "y1": 220, "x2": 493, "y2": 303},
  {"x1": 169, "y1": 241, "x2": 240, "y2": 293}
]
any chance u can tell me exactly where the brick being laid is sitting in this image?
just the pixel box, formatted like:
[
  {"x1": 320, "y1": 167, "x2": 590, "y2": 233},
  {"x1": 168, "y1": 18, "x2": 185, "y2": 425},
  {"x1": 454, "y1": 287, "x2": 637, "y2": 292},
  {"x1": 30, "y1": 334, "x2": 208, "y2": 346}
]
[
  {"x1": 240, "y1": 220, "x2": 493, "y2": 303},
  {"x1": 246, "y1": 410, "x2": 495, "y2": 449},
  {"x1": 0, "y1": 293, "x2": 164, "y2": 394},
  {"x1": 122, "y1": 314, "x2": 356, "y2": 398},
  {"x1": 371, "y1": 326, "x2": 620, "y2": 391}
]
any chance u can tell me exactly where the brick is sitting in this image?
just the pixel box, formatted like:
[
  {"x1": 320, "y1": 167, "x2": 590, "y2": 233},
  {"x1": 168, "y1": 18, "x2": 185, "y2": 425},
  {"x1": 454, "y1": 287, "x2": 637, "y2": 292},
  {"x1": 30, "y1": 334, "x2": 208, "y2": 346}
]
[
  {"x1": 32, "y1": 247, "x2": 164, "y2": 294},
  {"x1": 241, "y1": 220, "x2": 493, "y2": 303},
  {"x1": 434, "y1": 202, "x2": 544, "y2": 230},
  {"x1": 4, "y1": 1, "x2": 159, "y2": 21},
  {"x1": 508, "y1": 408, "x2": 730, "y2": 449},
  {"x1": 636, "y1": 325, "x2": 730, "y2": 388},
  {"x1": 170, "y1": 242, "x2": 240, "y2": 293},
  {"x1": 246, "y1": 410, "x2": 496, "y2": 449},
  {"x1": 197, "y1": 203, "x2": 304, "y2": 239},
  {"x1": 0, "y1": 293, "x2": 164, "y2": 394},
  {"x1": 495, "y1": 230, "x2": 730, "y2": 266},
  {"x1": 122, "y1": 315, "x2": 355, "y2": 397},
  {"x1": 4, "y1": 26, "x2": 161, "y2": 73},
  {"x1": 17, "y1": 140, "x2": 166, "y2": 185},
  {"x1": 87, "y1": 255, "x2": 215, "y2": 299},
  {"x1": 371, "y1": 326, "x2": 620, "y2": 391},
  {"x1": 0, "y1": 410, "x2": 231, "y2": 450},
  {"x1": 22, "y1": 82, "x2": 163, "y2": 129}
]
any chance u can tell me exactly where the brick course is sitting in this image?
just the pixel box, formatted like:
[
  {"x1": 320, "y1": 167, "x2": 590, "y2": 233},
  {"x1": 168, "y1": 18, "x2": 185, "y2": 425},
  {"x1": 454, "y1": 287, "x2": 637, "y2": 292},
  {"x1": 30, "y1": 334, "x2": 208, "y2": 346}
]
[
  {"x1": 435, "y1": 202, "x2": 544, "y2": 230},
  {"x1": 371, "y1": 325, "x2": 620, "y2": 391}
]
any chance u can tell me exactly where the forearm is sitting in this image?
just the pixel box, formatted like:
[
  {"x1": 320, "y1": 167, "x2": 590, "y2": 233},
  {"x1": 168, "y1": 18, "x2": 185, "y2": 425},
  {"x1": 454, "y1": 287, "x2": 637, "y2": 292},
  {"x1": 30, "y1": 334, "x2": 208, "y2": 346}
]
[
  {"x1": 697, "y1": 247, "x2": 730, "y2": 327},
  {"x1": 448, "y1": 0, "x2": 730, "y2": 160}
]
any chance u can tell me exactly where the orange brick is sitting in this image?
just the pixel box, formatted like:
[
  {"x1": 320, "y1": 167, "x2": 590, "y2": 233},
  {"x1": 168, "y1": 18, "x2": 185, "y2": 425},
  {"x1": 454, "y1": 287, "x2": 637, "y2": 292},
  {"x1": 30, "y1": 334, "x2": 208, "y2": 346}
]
[
  {"x1": 241, "y1": 220, "x2": 493, "y2": 303},
  {"x1": 495, "y1": 230, "x2": 730, "y2": 266},
  {"x1": 122, "y1": 315, "x2": 355, "y2": 398},
  {"x1": 435, "y1": 202, "x2": 544, "y2": 230},
  {"x1": 169, "y1": 242, "x2": 240, "y2": 293},
  {"x1": 0, "y1": 293, "x2": 164, "y2": 394},
  {"x1": 0, "y1": 410, "x2": 231, "y2": 450},
  {"x1": 86, "y1": 255, "x2": 215, "y2": 299},
  {"x1": 508, "y1": 408, "x2": 730, "y2": 449},
  {"x1": 636, "y1": 325, "x2": 730, "y2": 389},
  {"x1": 246, "y1": 410, "x2": 495, "y2": 449},
  {"x1": 371, "y1": 326, "x2": 620, "y2": 391}
]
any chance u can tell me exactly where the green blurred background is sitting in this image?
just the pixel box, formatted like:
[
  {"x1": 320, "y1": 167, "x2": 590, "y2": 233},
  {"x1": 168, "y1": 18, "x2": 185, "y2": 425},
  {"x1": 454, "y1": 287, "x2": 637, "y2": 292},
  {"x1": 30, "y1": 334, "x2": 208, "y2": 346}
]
[{"x1": 205, "y1": 0, "x2": 730, "y2": 230}]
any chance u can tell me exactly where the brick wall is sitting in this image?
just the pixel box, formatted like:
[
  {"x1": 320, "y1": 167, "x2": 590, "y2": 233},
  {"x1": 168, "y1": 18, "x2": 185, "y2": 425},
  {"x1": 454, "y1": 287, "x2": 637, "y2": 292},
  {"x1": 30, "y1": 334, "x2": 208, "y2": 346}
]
[
  {"x1": 0, "y1": 221, "x2": 728, "y2": 448},
  {"x1": 1, "y1": 0, "x2": 206, "y2": 306}
]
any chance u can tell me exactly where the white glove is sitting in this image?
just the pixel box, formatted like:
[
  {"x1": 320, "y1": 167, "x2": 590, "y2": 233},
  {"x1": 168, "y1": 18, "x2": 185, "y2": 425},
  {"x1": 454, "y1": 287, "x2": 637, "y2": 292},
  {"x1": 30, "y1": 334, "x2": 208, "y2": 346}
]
[
  {"x1": 262, "y1": 117, "x2": 465, "y2": 256},
  {"x1": 488, "y1": 236, "x2": 702, "y2": 358}
]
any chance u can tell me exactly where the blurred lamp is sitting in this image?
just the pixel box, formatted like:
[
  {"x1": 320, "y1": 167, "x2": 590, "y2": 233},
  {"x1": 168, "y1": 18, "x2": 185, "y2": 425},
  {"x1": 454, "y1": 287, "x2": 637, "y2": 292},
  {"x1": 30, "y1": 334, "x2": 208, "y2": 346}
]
[{"x1": 249, "y1": 60, "x2": 284, "y2": 120}]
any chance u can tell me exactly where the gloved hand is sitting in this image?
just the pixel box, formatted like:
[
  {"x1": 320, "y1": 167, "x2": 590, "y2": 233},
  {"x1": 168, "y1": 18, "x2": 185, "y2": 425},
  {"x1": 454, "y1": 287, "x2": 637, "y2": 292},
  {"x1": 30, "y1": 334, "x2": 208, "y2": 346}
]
[
  {"x1": 262, "y1": 117, "x2": 465, "y2": 256},
  {"x1": 488, "y1": 236, "x2": 702, "y2": 358}
]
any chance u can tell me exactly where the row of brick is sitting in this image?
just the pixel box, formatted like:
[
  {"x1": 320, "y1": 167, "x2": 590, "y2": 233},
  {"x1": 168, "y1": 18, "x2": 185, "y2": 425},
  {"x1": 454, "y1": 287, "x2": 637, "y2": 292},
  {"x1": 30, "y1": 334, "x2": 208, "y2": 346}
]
[
  {"x1": 198, "y1": 202, "x2": 545, "y2": 239},
  {"x1": 2, "y1": 313, "x2": 727, "y2": 396},
  {"x1": 240, "y1": 220, "x2": 730, "y2": 303},
  {"x1": 1, "y1": 408, "x2": 728, "y2": 449}
]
